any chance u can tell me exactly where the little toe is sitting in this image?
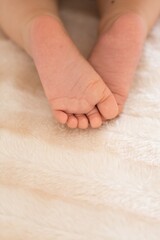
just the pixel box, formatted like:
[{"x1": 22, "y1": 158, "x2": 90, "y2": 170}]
[
  {"x1": 86, "y1": 107, "x2": 103, "y2": 129},
  {"x1": 75, "y1": 114, "x2": 89, "y2": 129},
  {"x1": 67, "y1": 114, "x2": 78, "y2": 129},
  {"x1": 53, "y1": 110, "x2": 68, "y2": 124},
  {"x1": 97, "y1": 89, "x2": 119, "y2": 120}
]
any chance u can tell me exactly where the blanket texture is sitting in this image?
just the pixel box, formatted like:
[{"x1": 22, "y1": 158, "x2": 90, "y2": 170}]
[{"x1": 0, "y1": 0, "x2": 160, "y2": 239}]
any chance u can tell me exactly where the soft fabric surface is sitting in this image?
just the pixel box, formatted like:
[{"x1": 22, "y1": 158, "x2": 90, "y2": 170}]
[{"x1": 0, "y1": 0, "x2": 160, "y2": 239}]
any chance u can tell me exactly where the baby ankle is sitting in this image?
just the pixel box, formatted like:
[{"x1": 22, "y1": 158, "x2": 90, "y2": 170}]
[
  {"x1": 21, "y1": 13, "x2": 61, "y2": 56},
  {"x1": 99, "y1": 11, "x2": 148, "y2": 37}
]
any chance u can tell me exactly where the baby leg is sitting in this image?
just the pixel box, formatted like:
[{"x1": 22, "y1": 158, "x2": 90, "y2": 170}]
[
  {"x1": 90, "y1": 0, "x2": 160, "y2": 112},
  {"x1": 0, "y1": 0, "x2": 119, "y2": 129}
]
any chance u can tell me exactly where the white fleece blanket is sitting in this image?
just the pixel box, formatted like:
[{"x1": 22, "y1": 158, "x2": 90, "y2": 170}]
[{"x1": 0, "y1": 0, "x2": 160, "y2": 239}]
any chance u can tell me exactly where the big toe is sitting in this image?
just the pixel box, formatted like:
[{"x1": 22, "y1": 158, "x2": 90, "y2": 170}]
[
  {"x1": 97, "y1": 89, "x2": 119, "y2": 120},
  {"x1": 86, "y1": 107, "x2": 103, "y2": 129}
]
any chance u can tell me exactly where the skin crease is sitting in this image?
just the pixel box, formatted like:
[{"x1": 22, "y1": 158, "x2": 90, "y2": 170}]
[{"x1": 0, "y1": 0, "x2": 160, "y2": 129}]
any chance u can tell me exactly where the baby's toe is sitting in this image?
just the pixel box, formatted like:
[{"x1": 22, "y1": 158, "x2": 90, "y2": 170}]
[
  {"x1": 97, "y1": 89, "x2": 119, "y2": 120},
  {"x1": 86, "y1": 107, "x2": 103, "y2": 129},
  {"x1": 75, "y1": 114, "x2": 89, "y2": 129},
  {"x1": 67, "y1": 114, "x2": 78, "y2": 129},
  {"x1": 53, "y1": 110, "x2": 68, "y2": 124}
]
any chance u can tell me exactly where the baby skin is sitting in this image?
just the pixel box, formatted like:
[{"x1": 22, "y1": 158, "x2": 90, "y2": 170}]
[{"x1": 0, "y1": 0, "x2": 160, "y2": 129}]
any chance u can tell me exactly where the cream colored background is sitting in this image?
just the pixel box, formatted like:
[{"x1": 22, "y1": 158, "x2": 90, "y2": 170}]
[{"x1": 0, "y1": 0, "x2": 160, "y2": 239}]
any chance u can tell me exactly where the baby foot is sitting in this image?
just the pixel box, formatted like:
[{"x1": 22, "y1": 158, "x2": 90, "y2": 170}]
[
  {"x1": 27, "y1": 15, "x2": 118, "y2": 129},
  {"x1": 89, "y1": 12, "x2": 147, "y2": 113}
]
